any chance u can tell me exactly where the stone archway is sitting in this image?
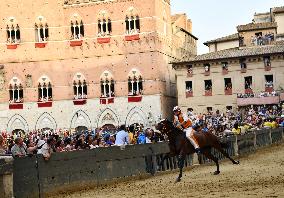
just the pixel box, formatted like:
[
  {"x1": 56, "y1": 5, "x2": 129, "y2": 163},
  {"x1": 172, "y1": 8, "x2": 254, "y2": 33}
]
[
  {"x1": 70, "y1": 110, "x2": 91, "y2": 130},
  {"x1": 125, "y1": 107, "x2": 148, "y2": 127},
  {"x1": 35, "y1": 112, "x2": 57, "y2": 131},
  {"x1": 97, "y1": 108, "x2": 119, "y2": 128},
  {"x1": 7, "y1": 114, "x2": 29, "y2": 134}
]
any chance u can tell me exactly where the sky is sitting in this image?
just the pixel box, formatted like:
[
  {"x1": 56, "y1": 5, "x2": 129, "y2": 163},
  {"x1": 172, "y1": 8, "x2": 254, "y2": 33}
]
[{"x1": 171, "y1": 0, "x2": 284, "y2": 54}]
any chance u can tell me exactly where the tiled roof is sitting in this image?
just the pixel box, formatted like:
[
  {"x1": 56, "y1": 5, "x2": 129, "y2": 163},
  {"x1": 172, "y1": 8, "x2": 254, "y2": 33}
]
[
  {"x1": 176, "y1": 44, "x2": 284, "y2": 63},
  {"x1": 204, "y1": 33, "x2": 239, "y2": 46},
  {"x1": 237, "y1": 22, "x2": 277, "y2": 32},
  {"x1": 272, "y1": 6, "x2": 284, "y2": 13}
]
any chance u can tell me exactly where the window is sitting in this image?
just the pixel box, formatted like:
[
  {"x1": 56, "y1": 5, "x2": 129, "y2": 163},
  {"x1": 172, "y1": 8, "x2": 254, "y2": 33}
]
[
  {"x1": 98, "y1": 19, "x2": 112, "y2": 36},
  {"x1": 73, "y1": 73, "x2": 87, "y2": 100},
  {"x1": 239, "y1": 36, "x2": 245, "y2": 47},
  {"x1": 204, "y1": 80, "x2": 212, "y2": 91},
  {"x1": 240, "y1": 58, "x2": 247, "y2": 72},
  {"x1": 35, "y1": 16, "x2": 49, "y2": 42},
  {"x1": 38, "y1": 76, "x2": 52, "y2": 102},
  {"x1": 222, "y1": 62, "x2": 228, "y2": 71},
  {"x1": 125, "y1": 16, "x2": 140, "y2": 34},
  {"x1": 224, "y1": 78, "x2": 232, "y2": 90},
  {"x1": 70, "y1": 15, "x2": 84, "y2": 40},
  {"x1": 226, "y1": 106, "x2": 232, "y2": 111},
  {"x1": 204, "y1": 63, "x2": 210, "y2": 72},
  {"x1": 207, "y1": 107, "x2": 213, "y2": 112},
  {"x1": 128, "y1": 69, "x2": 143, "y2": 96},
  {"x1": 187, "y1": 65, "x2": 193, "y2": 75},
  {"x1": 100, "y1": 71, "x2": 115, "y2": 98},
  {"x1": 185, "y1": 81, "x2": 192, "y2": 92},
  {"x1": 9, "y1": 77, "x2": 23, "y2": 104},
  {"x1": 244, "y1": 76, "x2": 252, "y2": 89},
  {"x1": 6, "y1": 17, "x2": 20, "y2": 44},
  {"x1": 265, "y1": 75, "x2": 273, "y2": 89},
  {"x1": 263, "y1": 56, "x2": 271, "y2": 67}
]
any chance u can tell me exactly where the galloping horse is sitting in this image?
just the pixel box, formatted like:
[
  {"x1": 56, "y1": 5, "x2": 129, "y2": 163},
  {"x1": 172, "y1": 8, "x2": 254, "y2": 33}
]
[{"x1": 156, "y1": 119, "x2": 239, "y2": 182}]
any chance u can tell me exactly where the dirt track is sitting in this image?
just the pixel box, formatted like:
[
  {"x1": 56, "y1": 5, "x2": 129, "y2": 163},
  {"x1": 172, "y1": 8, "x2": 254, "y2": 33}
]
[{"x1": 56, "y1": 144, "x2": 284, "y2": 198}]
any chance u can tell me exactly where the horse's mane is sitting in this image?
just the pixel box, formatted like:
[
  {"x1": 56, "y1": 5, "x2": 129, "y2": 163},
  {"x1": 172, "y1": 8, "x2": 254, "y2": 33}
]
[{"x1": 163, "y1": 119, "x2": 184, "y2": 135}]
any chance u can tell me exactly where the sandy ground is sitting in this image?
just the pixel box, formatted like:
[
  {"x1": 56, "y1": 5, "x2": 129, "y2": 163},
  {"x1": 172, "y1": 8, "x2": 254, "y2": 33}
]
[{"x1": 55, "y1": 144, "x2": 284, "y2": 198}]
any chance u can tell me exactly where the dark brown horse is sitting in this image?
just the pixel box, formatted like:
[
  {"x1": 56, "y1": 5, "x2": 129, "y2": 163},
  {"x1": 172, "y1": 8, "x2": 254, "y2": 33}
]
[{"x1": 156, "y1": 119, "x2": 239, "y2": 182}]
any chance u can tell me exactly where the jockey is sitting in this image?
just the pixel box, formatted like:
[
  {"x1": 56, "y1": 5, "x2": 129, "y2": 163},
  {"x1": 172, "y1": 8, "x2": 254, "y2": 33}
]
[{"x1": 173, "y1": 106, "x2": 201, "y2": 153}]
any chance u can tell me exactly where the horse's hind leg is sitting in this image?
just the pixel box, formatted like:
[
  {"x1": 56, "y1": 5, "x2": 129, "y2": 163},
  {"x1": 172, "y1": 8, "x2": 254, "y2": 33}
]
[
  {"x1": 202, "y1": 149, "x2": 220, "y2": 175},
  {"x1": 214, "y1": 145, "x2": 239, "y2": 165}
]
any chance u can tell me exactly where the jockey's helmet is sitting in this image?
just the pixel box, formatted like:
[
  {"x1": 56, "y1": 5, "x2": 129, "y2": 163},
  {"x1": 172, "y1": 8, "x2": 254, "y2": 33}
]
[{"x1": 173, "y1": 106, "x2": 181, "y2": 112}]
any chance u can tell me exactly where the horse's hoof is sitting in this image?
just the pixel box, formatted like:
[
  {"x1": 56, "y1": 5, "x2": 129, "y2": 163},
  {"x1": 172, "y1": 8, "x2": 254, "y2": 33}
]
[
  {"x1": 175, "y1": 178, "x2": 181, "y2": 183},
  {"x1": 234, "y1": 161, "x2": 240, "y2": 165},
  {"x1": 213, "y1": 171, "x2": 220, "y2": 175}
]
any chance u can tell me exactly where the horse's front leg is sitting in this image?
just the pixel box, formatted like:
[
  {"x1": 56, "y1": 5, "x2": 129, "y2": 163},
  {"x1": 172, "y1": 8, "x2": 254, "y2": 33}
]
[{"x1": 175, "y1": 153, "x2": 185, "y2": 183}]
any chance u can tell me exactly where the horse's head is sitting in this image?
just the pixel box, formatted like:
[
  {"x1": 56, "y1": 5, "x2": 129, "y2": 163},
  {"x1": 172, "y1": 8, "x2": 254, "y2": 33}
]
[{"x1": 155, "y1": 118, "x2": 173, "y2": 135}]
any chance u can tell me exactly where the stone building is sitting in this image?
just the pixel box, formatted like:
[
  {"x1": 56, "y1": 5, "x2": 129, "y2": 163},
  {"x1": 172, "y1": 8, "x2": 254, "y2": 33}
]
[
  {"x1": 173, "y1": 6, "x2": 284, "y2": 113},
  {"x1": 0, "y1": 0, "x2": 197, "y2": 133}
]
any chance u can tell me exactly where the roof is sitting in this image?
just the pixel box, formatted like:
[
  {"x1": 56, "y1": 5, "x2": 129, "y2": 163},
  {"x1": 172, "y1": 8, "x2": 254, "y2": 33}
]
[
  {"x1": 171, "y1": 14, "x2": 185, "y2": 23},
  {"x1": 237, "y1": 22, "x2": 277, "y2": 32},
  {"x1": 204, "y1": 33, "x2": 239, "y2": 46},
  {"x1": 173, "y1": 44, "x2": 284, "y2": 64},
  {"x1": 272, "y1": 6, "x2": 284, "y2": 14}
]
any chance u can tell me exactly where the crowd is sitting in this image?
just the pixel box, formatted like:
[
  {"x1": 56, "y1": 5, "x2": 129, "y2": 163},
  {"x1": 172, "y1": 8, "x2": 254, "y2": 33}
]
[
  {"x1": 237, "y1": 91, "x2": 279, "y2": 98},
  {"x1": 250, "y1": 32, "x2": 274, "y2": 46},
  {"x1": 0, "y1": 124, "x2": 164, "y2": 159},
  {"x1": 187, "y1": 104, "x2": 284, "y2": 137},
  {"x1": 0, "y1": 104, "x2": 283, "y2": 159}
]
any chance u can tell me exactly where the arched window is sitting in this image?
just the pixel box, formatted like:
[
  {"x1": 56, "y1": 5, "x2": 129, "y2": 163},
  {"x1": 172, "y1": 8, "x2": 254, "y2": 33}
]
[
  {"x1": 128, "y1": 69, "x2": 143, "y2": 96},
  {"x1": 73, "y1": 73, "x2": 87, "y2": 100},
  {"x1": 9, "y1": 77, "x2": 23, "y2": 104},
  {"x1": 125, "y1": 7, "x2": 140, "y2": 34},
  {"x1": 97, "y1": 11, "x2": 112, "y2": 36},
  {"x1": 6, "y1": 17, "x2": 20, "y2": 44},
  {"x1": 71, "y1": 14, "x2": 84, "y2": 40},
  {"x1": 35, "y1": 16, "x2": 49, "y2": 42},
  {"x1": 38, "y1": 76, "x2": 52, "y2": 102},
  {"x1": 100, "y1": 71, "x2": 115, "y2": 98}
]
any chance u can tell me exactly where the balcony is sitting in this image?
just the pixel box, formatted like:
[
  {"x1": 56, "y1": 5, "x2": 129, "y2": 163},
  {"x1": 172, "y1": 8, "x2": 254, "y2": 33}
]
[
  {"x1": 97, "y1": 37, "x2": 111, "y2": 44},
  {"x1": 241, "y1": 68, "x2": 247, "y2": 73},
  {"x1": 73, "y1": 99, "x2": 87, "y2": 105},
  {"x1": 37, "y1": 101, "x2": 52, "y2": 108},
  {"x1": 6, "y1": 43, "x2": 19, "y2": 49},
  {"x1": 100, "y1": 97, "x2": 114, "y2": 104},
  {"x1": 128, "y1": 95, "x2": 142, "y2": 102},
  {"x1": 185, "y1": 91, "x2": 193, "y2": 98},
  {"x1": 225, "y1": 88, "x2": 232, "y2": 95},
  {"x1": 265, "y1": 87, "x2": 274, "y2": 93},
  {"x1": 204, "y1": 71, "x2": 210, "y2": 76},
  {"x1": 204, "y1": 90, "x2": 212, "y2": 96},
  {"x1": 125, "y1": 34, "x2": 140, "y2": 41},
  {"x1": 245, "y1": 88, "x2": 253, "y2": 94},
  {"x1": 222, "y1": 69, "x2": 228, "y2": 75},
  {"x1": 9, "y1": 103, "x2": 23, "y2": 110},
  {"x1": 35, "y1": 42, "x2": 47, "y2": 48},
  {"x1": 70, "y1": 40, "x2": 83, "y2": 47},
  {"x1": 237, "y1": 96, "x2": 279, "y2": 106}
]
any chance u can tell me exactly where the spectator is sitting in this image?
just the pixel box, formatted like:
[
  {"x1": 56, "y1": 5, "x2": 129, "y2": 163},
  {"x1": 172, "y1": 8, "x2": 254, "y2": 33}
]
[
  {"x1": 0, "y1": 135, "x2": 6, "y2": 155},
  {"x1": 115, "y1": 125, "x2": 129, "y2": 146},
  {"x1": 37, "y1": 136, "x2": 56, "y2": 161},
  {"x1": 11, "y1": 137, "x2": 27, "y2": 158}
]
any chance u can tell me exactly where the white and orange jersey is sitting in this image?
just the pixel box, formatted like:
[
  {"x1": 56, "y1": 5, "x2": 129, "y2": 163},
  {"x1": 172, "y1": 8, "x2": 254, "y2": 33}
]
[{"x1": 174, "y1": 113, "x2": 193, "y2": 129}]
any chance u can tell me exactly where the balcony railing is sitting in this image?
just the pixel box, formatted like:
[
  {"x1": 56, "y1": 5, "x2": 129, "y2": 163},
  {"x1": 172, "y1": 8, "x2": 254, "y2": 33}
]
[
  {"x1": 185, "y1": 91, "x2": 193, "y2": 98},
  {"x1": 225, "y1": 88, "x2": 232, "y2": 95},
  {"x1": 70, "y1": 39, "x2": 83, "y2": 47},
  {"x1": 9, "y1": 103, "x2": 23, "y2": 109},
  {"x1": 100, "y1": 97, "x2": 114, "y2": 104},
  {"x1": 205, "y1": 90, "x2": 212, "y2": 96},
  {"x1": 237, "y1": 91, "x2": 280, "y2": 106},
  {"x1": 73, "y1": 99, "x2": 87, "y2": 105},
  {"x1": 128, "y1": 95, "x2": 142, "y2": 102},
  {"x1": 37, "y1": 100, "x2": 53, "y2": 108}
]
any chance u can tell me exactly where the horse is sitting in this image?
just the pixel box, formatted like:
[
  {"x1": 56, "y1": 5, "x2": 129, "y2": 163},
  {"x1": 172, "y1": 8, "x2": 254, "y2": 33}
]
[{"x1": 156, "y1": 119, "x2": 239, "y2": 183}]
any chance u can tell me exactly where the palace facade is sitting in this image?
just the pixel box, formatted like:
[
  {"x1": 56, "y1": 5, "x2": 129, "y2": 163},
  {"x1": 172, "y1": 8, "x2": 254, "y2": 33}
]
[
  {"x1": 173, "y1": 6, "x2": 284, "y2": 113},
  {"x1": 0, "y1": 0, "x2": 197, "y2": 133}
]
